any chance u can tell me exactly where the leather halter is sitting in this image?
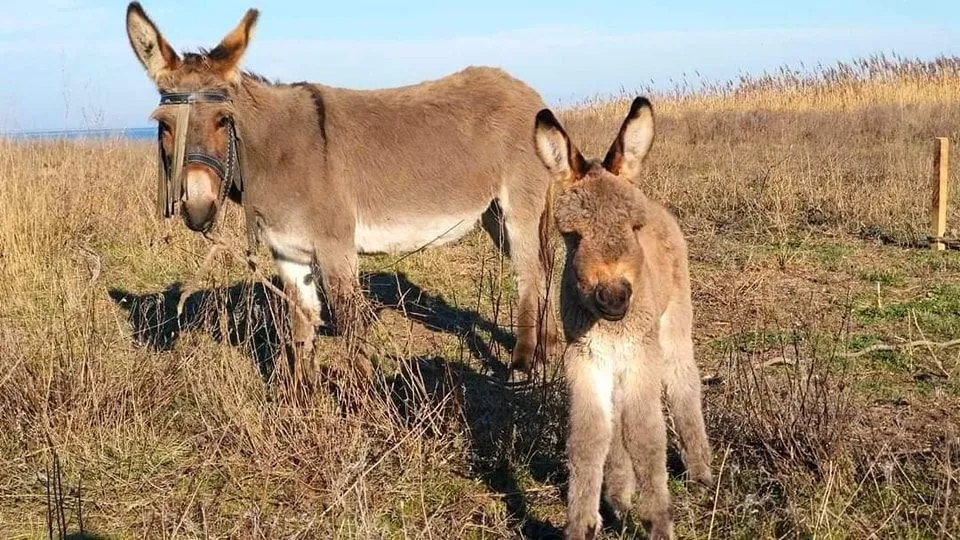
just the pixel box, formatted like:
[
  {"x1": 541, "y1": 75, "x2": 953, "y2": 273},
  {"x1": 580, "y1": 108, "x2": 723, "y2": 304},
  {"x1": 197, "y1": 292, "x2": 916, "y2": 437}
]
[{"x1": 155, "y1": 89, "x2": 245, "y2": 227}]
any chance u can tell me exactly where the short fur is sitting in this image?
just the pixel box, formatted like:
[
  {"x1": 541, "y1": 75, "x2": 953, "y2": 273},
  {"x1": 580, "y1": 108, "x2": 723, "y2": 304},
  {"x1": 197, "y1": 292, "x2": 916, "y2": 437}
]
[
  {"x1": 534, "y1": 98, "x2": 712, "y2": 540},
  {"x1": 126, "y1": 2, "x2": 557, "y2": 373}
]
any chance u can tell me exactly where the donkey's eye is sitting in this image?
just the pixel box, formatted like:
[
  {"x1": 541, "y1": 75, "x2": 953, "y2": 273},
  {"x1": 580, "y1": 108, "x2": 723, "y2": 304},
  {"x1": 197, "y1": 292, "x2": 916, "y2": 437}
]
[{"x1": 216, "y1": 115, "x2": 231, "y2": 129}]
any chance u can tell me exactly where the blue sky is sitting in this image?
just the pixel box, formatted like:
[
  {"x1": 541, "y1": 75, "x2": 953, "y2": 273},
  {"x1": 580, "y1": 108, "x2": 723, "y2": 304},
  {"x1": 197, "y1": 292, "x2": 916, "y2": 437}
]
[{"x1": 1, "y1": 0, "x2": 958, "y2": 131}]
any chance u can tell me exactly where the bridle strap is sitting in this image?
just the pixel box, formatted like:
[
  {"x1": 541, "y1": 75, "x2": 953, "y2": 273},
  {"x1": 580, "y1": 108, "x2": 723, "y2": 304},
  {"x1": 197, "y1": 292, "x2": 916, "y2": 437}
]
[
  {"x1": 184, "y1": 152, "x2": 227, "y2": 181},
  {"x1": 159, "y1": 91, "x2": 230, "y2": 105},
  {"x1": 156, "y1": 89, "x2": 244, "y2": 229}
]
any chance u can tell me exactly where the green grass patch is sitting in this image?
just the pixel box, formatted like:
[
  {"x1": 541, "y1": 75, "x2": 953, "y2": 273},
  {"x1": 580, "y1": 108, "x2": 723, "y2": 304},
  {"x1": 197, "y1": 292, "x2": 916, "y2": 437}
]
[
  {"x1": 853, "y1": 284, "x2": 960, "y2": 338},
  {"x1": 858, "y1": 268, "x2": 904, "y2": 287},
  {"x1": 709, "y1": 330, "x2": 795, "y2": 354}
]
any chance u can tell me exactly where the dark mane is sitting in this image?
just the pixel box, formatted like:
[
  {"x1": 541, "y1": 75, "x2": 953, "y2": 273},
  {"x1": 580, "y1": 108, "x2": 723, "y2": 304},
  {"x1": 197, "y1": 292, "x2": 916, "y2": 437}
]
[
  {"x1": 182, "y1": 47, "x2": 280, "y2": 86},
  {"x1": 242, "y1": 70, "x2": 277, "y2": 85}
]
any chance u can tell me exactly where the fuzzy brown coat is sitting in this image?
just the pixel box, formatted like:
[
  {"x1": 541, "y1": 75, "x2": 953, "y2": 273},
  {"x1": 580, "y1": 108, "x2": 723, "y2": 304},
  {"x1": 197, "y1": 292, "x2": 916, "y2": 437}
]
[{"x1": 534, "y1": 98, "x2": 713, "y2": 540}]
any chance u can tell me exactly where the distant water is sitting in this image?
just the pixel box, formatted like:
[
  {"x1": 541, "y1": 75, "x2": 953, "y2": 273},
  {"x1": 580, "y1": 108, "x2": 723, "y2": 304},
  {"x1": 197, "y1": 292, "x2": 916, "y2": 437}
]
[{"x1": 1, "y1": 127, "x2": 155, "y2": 141}]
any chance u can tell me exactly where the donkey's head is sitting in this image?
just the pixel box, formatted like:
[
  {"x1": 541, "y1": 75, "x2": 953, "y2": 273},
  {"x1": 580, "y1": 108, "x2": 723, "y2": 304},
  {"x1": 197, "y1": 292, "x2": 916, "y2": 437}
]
[
  {"x1": 126, "y1": 2, "x2": 258, "y2": 232},
  {"x1": 534, "y1": 97, "x2": 656, "y2": 322}
]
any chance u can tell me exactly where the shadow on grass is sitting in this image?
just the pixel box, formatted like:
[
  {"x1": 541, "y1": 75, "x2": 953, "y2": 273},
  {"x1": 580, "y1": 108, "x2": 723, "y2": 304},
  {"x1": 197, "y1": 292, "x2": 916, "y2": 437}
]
[
  {"x1": 108, "y1": 276, "x2": 291, "y2": 380},
  {"x1": 108, "y1": 270, "x2": 567, "y2": 535},
  {"x1": 385, "y1": 355, "x2": 567, "y2": 538},
  {"x1": 108, "y1": 270, "x2": 518, "y2": 379}
]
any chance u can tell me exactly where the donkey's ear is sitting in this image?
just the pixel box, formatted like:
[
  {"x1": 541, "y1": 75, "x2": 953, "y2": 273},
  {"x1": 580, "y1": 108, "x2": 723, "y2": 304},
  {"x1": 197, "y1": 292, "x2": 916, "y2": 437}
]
[
  {"x1": 602, "y1": 96, "x2": 655, "y2": 180},
  {"x1": 208, "y1": 8, "x2": 260, "y2": 82},
  {"x1": 126, "y1": 2, "x2": 180, "y2": 82},
  {"x1": 534, "y1": 109, "x2": 588, "y2": 189}
]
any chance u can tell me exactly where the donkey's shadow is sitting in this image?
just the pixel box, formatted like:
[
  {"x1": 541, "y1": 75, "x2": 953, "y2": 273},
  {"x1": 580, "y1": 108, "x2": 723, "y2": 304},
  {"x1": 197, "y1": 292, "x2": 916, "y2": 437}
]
[
  {"x1": 108, "y1": 270, "x2": 518, "y2": 378},
  {"x1": 108, "y1": 276, "x2": 289, "y2": 379},
  {"x1": 109, "y1": 270, "x2": 568, "y2": 536}
]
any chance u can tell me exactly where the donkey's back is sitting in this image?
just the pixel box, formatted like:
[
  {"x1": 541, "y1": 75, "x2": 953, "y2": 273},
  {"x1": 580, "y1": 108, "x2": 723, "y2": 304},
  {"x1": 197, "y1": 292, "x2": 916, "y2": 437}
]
[{"x1": 319, "y1": 66, "x2": 550, "y2": 254}]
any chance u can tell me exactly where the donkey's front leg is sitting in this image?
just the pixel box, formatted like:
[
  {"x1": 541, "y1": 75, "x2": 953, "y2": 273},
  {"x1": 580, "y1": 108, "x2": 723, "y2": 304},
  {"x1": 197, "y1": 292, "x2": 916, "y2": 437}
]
[
  {"x1": 565, "y1": 357, "x2": 614, "y2": 540},
  {"x1": 275, "y1": 258, "x2": 322, "y2": 353}
]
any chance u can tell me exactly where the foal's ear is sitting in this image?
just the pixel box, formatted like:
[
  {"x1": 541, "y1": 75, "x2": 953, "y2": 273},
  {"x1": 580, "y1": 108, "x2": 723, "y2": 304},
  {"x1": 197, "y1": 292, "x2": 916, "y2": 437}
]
[
  {"x1": 534, "y1": 109, "x2": 588, "y2": 189},
  {"x1": 126, "y1": 2, "x2": 180, "y2": 82},
  {"x1": 208, "y1": 8, "x2": 260, "y2": 83},
  {"x1": 602, "y1": 97, "x2": 655, "y2": 180}
]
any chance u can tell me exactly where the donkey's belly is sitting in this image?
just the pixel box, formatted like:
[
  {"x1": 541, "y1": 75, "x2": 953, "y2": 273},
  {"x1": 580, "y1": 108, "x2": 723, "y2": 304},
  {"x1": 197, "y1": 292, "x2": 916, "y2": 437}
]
[{"x1": 354, "y1": 211, "x2": 483, "y2": 255}]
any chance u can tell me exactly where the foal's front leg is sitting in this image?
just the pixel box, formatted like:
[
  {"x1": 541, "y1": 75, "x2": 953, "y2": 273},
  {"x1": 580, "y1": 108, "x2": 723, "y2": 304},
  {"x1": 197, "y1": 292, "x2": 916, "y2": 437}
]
[
  {"x1": 565, "y1": 357, "x2": 614, "y2": 540},
  {"x1": 622, "y1": 358, "x2": 673, "y2": 540}
]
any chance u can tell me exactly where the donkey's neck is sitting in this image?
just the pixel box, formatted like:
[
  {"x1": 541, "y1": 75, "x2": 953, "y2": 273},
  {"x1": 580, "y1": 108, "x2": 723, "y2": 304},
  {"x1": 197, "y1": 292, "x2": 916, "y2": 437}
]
[{"x1": 230, "y1": 76, "x2": 323, "y2": 183}]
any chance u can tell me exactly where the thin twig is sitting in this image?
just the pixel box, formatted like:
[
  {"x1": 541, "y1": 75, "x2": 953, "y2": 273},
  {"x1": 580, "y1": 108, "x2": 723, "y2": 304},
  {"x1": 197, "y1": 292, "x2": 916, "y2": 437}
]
[
  {"x1": 841, "y1": 338, "x2": 960, "y2": 362},
  {"x1": 707, "y1": 443, "x2": 732, "y2": 540}
]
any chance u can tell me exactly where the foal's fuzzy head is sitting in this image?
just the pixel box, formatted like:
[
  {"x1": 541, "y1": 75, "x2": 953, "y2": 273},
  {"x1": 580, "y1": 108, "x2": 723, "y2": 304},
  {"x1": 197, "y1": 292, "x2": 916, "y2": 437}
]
[
  {"x1": 534, "y1": 97, "x2": 656, "y2": 322},
  {"x1": 126, "y1": 2, "x2": 258, "y2": 231}
]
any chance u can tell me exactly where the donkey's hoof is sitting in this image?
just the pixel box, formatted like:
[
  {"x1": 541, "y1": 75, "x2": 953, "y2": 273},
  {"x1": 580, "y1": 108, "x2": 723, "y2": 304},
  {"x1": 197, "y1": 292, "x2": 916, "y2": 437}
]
[
  {"x1": 294, "y1": 338, "x2": 315, "y2": 357},
  {"x1": 507, "y1": 367, "x2": 531, "y2": 386},
  {"x1": 564, "y1": 522, "x2": 599, "y2": 540}
]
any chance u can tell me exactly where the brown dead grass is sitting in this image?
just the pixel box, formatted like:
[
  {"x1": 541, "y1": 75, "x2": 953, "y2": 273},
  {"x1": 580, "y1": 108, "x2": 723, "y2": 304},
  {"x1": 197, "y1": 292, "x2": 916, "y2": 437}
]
[{"x1": 2, "y1": 55, "x2": 960, "y2": 538}]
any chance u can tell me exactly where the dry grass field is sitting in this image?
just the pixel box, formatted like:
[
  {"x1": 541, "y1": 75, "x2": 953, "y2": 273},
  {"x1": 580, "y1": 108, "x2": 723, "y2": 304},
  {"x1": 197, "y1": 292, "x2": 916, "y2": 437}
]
[{"x1": 3, "y1": 54, "x2": 960, "y2": 538}]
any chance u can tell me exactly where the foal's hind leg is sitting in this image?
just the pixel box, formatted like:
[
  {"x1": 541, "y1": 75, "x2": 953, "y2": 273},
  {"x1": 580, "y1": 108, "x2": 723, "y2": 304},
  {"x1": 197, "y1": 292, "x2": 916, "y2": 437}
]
[{"x1": 659, "y1": 299, "x2": 713, "y2": 486}]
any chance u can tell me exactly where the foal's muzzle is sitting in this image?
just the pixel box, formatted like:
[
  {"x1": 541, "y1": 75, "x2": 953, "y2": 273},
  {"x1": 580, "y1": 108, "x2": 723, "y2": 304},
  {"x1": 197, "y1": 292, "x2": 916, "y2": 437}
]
[{"x1": 593, "y1": 279, "x2": 632, "y2": 321}]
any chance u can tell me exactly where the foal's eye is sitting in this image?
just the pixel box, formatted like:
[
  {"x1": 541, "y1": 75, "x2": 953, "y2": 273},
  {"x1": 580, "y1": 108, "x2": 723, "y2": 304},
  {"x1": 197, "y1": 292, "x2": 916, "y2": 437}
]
[{"x1": 216, "y1": 115, "x2": 231, "y2": 129}]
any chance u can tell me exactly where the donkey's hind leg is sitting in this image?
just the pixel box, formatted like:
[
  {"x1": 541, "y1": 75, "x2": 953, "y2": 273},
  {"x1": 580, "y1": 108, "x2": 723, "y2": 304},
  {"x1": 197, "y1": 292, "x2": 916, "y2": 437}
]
[
  {"x1": 498, "y1": 185, "x2": 558, "y2": 376},
  {"x1": 659, "y1": 299, "x2": 713, "y2": 486}
]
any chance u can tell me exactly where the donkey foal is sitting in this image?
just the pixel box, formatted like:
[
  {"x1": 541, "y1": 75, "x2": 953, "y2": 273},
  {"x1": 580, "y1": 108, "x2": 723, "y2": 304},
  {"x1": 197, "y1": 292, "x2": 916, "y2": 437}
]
[{"x1": 534, "y1": 98, "x2": 713, "y2": 540}]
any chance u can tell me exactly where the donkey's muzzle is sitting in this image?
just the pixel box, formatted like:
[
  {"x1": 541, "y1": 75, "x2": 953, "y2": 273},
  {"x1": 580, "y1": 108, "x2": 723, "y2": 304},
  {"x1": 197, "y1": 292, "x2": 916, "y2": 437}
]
[
  {"x1": 182, "y1": 200, "x2": 217, "y2": 232},
  {"x1": 594, "y1": 279, "x2": 632, "y2": 321}
]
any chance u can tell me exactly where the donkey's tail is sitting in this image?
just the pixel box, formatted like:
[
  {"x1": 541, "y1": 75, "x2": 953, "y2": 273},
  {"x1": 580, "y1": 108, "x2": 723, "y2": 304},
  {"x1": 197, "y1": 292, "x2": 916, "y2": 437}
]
[{"x1": 537, "y1": 179, "x2": 557, "y2": 278}]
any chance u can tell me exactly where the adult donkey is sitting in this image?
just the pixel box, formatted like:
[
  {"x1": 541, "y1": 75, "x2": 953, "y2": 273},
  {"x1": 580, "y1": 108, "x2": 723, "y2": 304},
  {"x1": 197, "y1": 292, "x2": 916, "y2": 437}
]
[{"x1": 124, "y1": 3, "x2": 557, "y2": 374}]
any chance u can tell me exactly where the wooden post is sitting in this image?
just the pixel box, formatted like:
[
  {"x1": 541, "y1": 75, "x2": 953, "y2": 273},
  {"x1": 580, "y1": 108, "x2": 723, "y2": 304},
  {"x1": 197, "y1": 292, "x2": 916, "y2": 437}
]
[{"x1": 931, "y1": 137, "x2": 950, "y2": 251}]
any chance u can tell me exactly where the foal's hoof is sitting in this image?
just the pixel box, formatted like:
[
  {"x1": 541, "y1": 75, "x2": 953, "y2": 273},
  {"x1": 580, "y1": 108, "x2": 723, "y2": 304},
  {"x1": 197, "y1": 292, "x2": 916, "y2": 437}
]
[
  {"x1": 647, "y1": 520, "x2": 674, "y2": 540},
  {"x1": 687, "y1": 462, "x2": 714, "y2": 488}
]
